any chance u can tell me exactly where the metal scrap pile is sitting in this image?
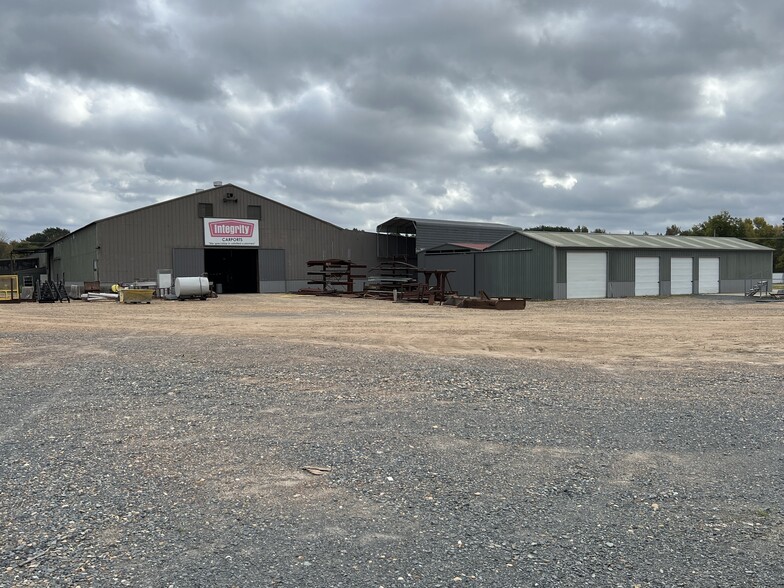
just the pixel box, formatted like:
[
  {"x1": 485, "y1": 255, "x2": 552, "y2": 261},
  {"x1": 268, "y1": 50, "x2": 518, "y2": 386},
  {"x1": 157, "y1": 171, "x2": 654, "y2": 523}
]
[
  {"x1": 361, "y1": 261, "x2": 458, "y2": 304},
  {"x1": 443, "y1": 290, "x2": 528, "y2": 310},
  {"x1": 362, "y1": 261, "x2": 420, "y2": 299}
]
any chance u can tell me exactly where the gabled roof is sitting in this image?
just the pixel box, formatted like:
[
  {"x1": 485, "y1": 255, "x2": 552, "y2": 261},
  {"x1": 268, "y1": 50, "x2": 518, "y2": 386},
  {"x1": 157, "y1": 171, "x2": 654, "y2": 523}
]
[
  {"x1": 518, "y1": 231, "x2": 773, "y2": 251},
  {"x1": 48, "y1": 183, "x2": 346, "y2": 245}
]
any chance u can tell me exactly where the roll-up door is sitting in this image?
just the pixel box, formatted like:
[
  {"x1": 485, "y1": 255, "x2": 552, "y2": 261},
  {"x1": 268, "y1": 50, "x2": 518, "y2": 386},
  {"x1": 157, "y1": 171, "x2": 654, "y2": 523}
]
[
  {"x1": 670, "y1": 258, "x2": 693, "y2": 295},
  {"x1": 698, "y1": 258, "x2": 719, "y2": 294},
  {"x1": 566, "y1": 252, "x2": 607, "y2": 299},
  {"x1": 634, "y1": 257, "x2": 660, "y2": 296}
]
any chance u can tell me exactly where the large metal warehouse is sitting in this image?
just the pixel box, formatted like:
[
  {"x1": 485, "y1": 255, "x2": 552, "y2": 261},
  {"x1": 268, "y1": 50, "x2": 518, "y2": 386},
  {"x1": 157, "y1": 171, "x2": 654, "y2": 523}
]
[
  {"x1": 423, "y1": 231, "x2": 774, "y2": 299},
  {"x1": 48, "y1": 183, "x2": 379, "y2": 293}
]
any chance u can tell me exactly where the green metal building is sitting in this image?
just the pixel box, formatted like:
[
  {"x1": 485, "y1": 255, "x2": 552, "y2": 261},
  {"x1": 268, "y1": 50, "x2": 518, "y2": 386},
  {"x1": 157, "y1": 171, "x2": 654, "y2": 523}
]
[{"x1": 423, "y1": 232, "x2": 774, "y2": 299}]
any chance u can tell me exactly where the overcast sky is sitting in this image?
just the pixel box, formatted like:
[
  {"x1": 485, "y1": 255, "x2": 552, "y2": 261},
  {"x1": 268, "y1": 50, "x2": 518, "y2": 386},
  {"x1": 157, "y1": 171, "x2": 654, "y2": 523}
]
[{"x1": 1, "y1": 0, "x2": 783, "y2": 241}]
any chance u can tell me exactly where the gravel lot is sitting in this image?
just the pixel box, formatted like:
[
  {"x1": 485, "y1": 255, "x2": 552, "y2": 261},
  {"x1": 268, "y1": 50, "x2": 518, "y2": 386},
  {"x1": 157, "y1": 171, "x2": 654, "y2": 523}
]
[{"x1": 1, "y1": 295, "x2": 783, "y2": 587}]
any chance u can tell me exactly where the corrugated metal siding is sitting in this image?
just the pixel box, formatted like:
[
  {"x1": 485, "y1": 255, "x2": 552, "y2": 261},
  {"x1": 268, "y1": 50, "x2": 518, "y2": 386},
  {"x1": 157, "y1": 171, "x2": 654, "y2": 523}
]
[
  {"x1": 51, "y1": 225, "x2": 97, "y2": 282},
  {"x1": 258, "y1": 200, "x2": 377, "y2": 280},
  {"x1": 172, "y1": 249, "x2": 204, "y2": 277},
  {"x1": 478, "y1": 234, "x2": 554, "y2": 299},
  {"x1": 420, "y1": 252, "x2": 476, "y2": 296},
  {"x1": 332, "y1": 230, "x2": 379, "y2": 277},
  {"x1": 718, "y1": 251, "x2": 772, "y2": 280},
  {"x1": 610, "y1": 250, "x2": 663, "y2": 282},
  {"x1": 260, "y1": 249, "x2": 286, "y2": 281},
  {"x1": 519, "y1": 235, "x2": 555, "y2": 299},
  {"x1": 556, "y1": 249, "x2": 567, "y2": 284},
  {"x1": 416, "y1": 225, "x2": 516, "y2": 252},
  {"x1": 475, "y1": 252, "x2": 524, "y2": 297},
  {"x1": 97, "y1": 186, "x2": 272, "y2": 281},
  {"x1": 561, "y1": 248, "x2": 772, "y2": 295},
  {"x1": 98, "y1": 194, "x2": 204, "y2": 282},
  {"x1": 81, "y1": 185, "x2": 378, "y2": 284}
]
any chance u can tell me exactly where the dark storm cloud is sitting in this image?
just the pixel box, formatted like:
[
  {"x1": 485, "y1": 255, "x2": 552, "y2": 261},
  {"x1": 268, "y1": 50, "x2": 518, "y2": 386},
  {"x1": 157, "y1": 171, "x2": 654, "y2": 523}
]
[
  {"x1": 1, "y1": 0, "x2": 783, "y2": 241},
  {"x1": 0, "y1": 0, "x2": 218, "y2": 101}
]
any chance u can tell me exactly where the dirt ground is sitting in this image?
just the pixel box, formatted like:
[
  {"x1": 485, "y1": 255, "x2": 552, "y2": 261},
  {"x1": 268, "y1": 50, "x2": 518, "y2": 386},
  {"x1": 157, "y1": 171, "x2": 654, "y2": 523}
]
[{"x1": 2, "y1": 293, "x2": 782, "y2": 367}]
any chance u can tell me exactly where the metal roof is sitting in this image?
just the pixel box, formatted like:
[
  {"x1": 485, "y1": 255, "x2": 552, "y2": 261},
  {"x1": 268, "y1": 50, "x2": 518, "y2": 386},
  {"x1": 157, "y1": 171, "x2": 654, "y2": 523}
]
[
  {"x1": 377, "y1": 217, "x2": 520, "y2": 234},
  {"x1": 519, "y1": 231, "x2": 773, "y2": 251},
  {"x1": 449, "y1": 242, "x2": 493, "y2": 250},
  {"x1": 425, "y1": 242, "x2": 493, "y2": 252},
  {"x1": 50, "y1": 183, "x2": 347, "y2": 245}
]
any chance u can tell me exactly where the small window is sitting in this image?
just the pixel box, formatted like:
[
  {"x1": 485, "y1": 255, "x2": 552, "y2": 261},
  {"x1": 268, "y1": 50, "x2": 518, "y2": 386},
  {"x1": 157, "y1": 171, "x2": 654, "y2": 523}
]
[
  {"x1": 247, "y1": 205, "x2": 261, "y2": 220},
  {"x1": 198, "y1": 202, "x2": 213, "y2": 218},
  {"x1": 23, "y1": 275, "x2": 33, "y2": 287}
]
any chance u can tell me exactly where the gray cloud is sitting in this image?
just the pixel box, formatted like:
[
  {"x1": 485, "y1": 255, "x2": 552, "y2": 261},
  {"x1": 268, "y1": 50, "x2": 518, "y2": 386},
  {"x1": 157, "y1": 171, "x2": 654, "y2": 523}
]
[{"x1": 1, "y1": 0, "x2": 783, "y2": 241}]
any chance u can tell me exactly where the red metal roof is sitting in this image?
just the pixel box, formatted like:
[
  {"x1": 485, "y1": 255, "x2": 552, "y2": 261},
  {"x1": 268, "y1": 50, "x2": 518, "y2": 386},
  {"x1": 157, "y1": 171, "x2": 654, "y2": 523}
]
[{"x1": 447, "y1": 242, "x2": 492, "y2": 250}]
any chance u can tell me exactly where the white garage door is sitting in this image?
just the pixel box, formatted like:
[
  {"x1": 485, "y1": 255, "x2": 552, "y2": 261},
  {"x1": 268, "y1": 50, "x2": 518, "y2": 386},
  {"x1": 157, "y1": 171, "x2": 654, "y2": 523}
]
[
  {"x1": 635, "y1": 257, "x2": 660, "y2": 296},
  {"x1": 698, "y1": 257, "x2": 720, "y2": 294},
  {"x1": 670, "y1": 258, "x2": 693, "y2": 295},
  {"x1": 567, "y1": 252, "x2": 607, "y2": 299}
]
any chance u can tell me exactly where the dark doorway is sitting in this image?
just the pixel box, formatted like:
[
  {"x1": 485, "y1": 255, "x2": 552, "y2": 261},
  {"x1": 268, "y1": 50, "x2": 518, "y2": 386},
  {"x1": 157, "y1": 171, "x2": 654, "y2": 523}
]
[{"x1": 204, "y1": 248, "x2": 259, "y2": 293}]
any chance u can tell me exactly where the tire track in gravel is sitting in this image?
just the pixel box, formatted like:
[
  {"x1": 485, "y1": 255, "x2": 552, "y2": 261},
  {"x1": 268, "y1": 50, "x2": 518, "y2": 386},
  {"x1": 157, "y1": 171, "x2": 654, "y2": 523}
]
[{"x1": 0, "y1": 383, "x2": 68, "y2": 444}]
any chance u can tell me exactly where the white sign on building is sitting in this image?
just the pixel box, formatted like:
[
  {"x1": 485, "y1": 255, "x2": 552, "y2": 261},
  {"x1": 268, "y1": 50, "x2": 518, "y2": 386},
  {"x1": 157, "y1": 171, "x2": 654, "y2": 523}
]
[{"x1": 203, "y1": 218, "x2": 259, "y2": 247}]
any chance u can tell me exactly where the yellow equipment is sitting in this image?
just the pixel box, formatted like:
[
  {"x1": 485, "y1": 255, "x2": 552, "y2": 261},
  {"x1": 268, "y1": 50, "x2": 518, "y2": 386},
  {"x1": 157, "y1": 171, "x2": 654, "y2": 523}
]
[
  {"x1": 0, "y1": 275, "x2": 20, "y2": 303},
  {"x1": 118, "y1": 288, "x2": 154, "y2": 304}
]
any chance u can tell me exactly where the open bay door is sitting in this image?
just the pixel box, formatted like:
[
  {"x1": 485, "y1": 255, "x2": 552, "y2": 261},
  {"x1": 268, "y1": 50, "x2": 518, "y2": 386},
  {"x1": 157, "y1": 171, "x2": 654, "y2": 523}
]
[
  {"x1": 566, "y1": 252, "x2": 607, "y2": 299},
  {"x1": 634, "y1": 257, "x2": 660, "y2": 296},
  {"x1": 698, "y1": 258, "x2": 719, "y2": 294},
  {"x1": 670, "y1": 258, "x2": 693, "y2": 295}
]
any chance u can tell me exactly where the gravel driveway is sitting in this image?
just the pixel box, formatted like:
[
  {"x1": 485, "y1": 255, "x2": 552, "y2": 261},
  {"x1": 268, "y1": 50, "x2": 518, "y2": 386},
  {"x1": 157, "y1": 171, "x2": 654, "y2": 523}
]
[{"x1": 1, "y1": 316, "x2": 783, "y2": 586}]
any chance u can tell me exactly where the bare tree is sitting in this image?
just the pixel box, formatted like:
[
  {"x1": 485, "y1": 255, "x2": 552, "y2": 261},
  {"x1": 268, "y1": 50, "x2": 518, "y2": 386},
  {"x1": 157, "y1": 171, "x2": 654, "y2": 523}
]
[{"x1": 0, "y1": 230, "x2": 11, "y2": 259}]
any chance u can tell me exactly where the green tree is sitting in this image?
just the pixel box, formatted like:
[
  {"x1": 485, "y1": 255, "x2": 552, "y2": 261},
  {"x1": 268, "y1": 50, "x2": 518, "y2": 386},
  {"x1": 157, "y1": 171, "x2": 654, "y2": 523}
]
[
  {"x1": 690, "y1": 211, "x2": 745, "y2": 237},
  {"x1": 736, "y1": 216, "x2": 782, "y2": 270},
  {"x1": 1, "y1": 226, "x2": 72, "y2": 259},
  {"x1": 745, "y1": 217, "x2": 778, "y2": 249},
  {"x1": 667, "y1": 212, "x2": 783, "y2": 270},
  {"x1": 24, "y1": 227, "x2": 70, "y2": 245},
  {"x1": 773, "y1": 220, "x2": 784, "y2": 272},
  {"x1": 525, "y1": 225, "x2": 574, "y2": 232}
]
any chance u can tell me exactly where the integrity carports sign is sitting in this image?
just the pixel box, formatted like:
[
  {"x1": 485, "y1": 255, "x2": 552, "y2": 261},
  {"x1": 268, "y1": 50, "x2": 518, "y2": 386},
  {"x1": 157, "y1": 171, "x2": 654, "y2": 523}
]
[{"x1": 204, "y1": 218, "x2": 259, "y2": 246}]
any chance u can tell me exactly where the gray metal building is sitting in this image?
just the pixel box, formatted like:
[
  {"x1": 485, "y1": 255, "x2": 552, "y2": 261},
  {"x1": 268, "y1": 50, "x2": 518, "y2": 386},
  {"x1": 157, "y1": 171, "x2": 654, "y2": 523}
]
[
  {"x1": 377, "y1": 217, "x2": 520, "y2": 262},
  {"x1": 49, "y1": 183, "x2": 379, "y2": 293},
  {"x1": 423, "y1": 232, "x2": 774, "y2": 299},
  {"x1": 415, "y1": 242, "x2": 492, "y2": 297}
]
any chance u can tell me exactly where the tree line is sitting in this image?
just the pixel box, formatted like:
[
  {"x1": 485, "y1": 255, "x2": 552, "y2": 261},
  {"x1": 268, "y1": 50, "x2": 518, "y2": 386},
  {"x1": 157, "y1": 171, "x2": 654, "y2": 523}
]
[
  {"x1": 0, "y1": 227, "x2": 71, "y2": 259},
  {"x1": 665, "y1": 211, "x2": 783, "y2": 271}
]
